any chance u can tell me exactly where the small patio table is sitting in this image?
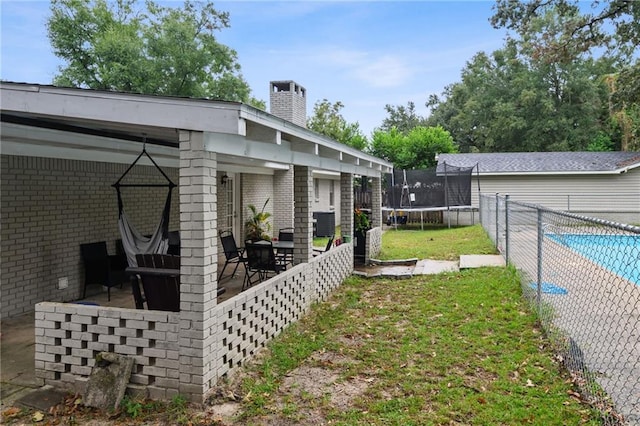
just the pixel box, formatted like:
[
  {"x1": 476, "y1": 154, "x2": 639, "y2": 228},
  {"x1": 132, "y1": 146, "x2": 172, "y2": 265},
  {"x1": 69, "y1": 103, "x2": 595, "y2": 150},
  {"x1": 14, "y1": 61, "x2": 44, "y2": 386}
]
[
  {"x1": 253, "y1": 239, "x2": 294, "y2": 250},
  {"x1": 256, "y1": 240, "x2": 294, "y2": 265}
]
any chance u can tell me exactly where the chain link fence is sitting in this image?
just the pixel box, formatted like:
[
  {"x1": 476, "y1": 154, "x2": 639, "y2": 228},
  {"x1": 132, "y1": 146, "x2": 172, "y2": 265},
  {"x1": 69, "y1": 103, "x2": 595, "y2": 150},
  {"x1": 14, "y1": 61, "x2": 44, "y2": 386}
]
[{"x1": 480, "y1": 193, "x2": 640, "y2": 425}]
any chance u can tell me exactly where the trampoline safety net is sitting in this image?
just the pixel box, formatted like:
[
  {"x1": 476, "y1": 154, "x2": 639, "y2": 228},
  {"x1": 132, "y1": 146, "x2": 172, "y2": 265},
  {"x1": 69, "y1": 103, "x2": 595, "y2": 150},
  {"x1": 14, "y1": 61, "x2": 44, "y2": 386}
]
[{"x1": 384, "y1": 163, "x2": 475, "y2": 209}]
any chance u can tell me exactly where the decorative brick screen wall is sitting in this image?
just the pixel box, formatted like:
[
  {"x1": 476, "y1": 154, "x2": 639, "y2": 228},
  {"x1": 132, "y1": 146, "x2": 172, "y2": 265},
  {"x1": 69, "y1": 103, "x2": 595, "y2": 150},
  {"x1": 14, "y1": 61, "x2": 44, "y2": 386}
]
[
  {"x1": 35, "y1": 302, "x2": 181, "y2": 400},
  {"x1": 366, "y1": 227, "x2": 383, "y2": 263},
  {"x1": 34, "y1": 244, "x2": 353, "y2": 400},
  {"x1": 313, "y1": 244, "x2": 353, "y2": 301}
]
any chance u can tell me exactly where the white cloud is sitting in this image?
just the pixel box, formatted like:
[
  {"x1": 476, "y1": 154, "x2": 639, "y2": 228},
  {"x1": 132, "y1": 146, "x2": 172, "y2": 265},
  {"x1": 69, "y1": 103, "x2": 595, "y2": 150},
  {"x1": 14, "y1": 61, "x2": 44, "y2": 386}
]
[
  {"x1": 300, "y1": 47, "x2": 413, "y2": 88},
  {"x1": 352, "y1": 55, "x2": 413, "y2": 88}
]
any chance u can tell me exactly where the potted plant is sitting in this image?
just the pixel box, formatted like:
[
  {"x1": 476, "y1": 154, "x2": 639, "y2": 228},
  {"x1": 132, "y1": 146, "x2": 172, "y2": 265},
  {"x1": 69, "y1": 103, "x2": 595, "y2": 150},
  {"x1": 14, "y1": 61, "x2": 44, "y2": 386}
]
[
  {"x1": 245, "y1": 199, "x2": 272, "y2": 242},
  {"x1": 353, "y1": 208, "x2": 370, "y2": 263}
]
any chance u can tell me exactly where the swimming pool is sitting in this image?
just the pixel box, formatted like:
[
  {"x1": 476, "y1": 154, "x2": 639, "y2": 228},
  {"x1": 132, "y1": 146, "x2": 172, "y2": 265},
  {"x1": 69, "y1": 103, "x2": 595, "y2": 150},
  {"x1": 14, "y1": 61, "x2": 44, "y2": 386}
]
[{"x1": 546, "y1": 234, "x2": 640, "y2": 285}]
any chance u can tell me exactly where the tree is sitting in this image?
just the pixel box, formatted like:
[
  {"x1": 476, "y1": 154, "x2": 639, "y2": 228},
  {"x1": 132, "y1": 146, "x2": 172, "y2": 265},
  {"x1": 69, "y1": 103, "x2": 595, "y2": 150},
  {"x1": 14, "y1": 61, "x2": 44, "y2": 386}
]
[
  {"x1": 47, "y1": 0, "x2": 264, "y2": 107},
  {"x1": 491, "y1": 0, "x2": 640, "y2": 150},
  {"x1": 307, "y1": 99, "x2": 368, "y2": 150},
  {"x1": 403, "y1": 126, "x2": 457, "y2": 169},
  {"x1": 491, "y1": 0, "x2": 640, "y2": 75},
  {"x1": 379, "y1": 101, "x2": 427, "y2": 134},
  {"x1": 370, "y1": 126, "x2": 456, "y2": 170},
  {"x1": 370, "y1": 127, "x2": 404, "y2": 163},
  {"x1": 426, "y1": 35, "x2": 617, "y2": 153}
]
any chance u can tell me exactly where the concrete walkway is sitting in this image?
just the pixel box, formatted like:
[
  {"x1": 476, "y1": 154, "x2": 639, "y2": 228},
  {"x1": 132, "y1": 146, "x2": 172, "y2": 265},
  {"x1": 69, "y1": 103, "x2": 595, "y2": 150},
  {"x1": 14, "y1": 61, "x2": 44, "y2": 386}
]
[{"x1": 354, "y1": 254, "x2": 505, "y2": 278}]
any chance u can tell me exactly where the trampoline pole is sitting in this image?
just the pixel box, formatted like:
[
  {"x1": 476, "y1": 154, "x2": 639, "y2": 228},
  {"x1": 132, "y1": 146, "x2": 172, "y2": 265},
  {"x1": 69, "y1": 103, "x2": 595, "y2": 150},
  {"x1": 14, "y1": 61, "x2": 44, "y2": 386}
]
[
  {"x1": 445, "y1": 162, "x2": 451, "y2": 229},
  {"x1": 476, "y1": 163, "x2": 481, "y2": 225},
  {"x1": 391, "y1": 170, "x2": 397, "y2": 229}
]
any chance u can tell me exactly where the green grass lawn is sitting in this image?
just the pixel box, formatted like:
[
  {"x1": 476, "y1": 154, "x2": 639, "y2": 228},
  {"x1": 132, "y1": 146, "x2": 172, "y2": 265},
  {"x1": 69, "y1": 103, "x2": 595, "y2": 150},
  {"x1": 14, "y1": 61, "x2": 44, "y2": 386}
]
[
  {"x1": 227, "y1": 226, "x2": 599, "y2": 425},
  {"x1": 233, "y1": 270, "x2": 598, "y2": 425},
  {"x1": 378, "y1": 225, "x2": 498, "y2": 261},
  {"x1": 316, "y1": 224, "x2": 496, "y2": 260}
]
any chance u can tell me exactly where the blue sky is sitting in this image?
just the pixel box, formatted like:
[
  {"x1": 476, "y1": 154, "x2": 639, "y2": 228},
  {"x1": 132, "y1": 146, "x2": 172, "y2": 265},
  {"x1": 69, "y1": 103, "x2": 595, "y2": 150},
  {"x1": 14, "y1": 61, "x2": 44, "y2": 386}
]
[{"x1": 1, "y1": 1, "x2": 508, "y2": 136}]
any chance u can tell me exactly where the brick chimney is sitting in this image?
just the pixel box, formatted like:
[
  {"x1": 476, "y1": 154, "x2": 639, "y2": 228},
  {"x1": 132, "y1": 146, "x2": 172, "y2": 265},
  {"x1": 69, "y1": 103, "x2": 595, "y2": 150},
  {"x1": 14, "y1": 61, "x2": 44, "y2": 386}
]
[{"x1": 269, "y1": 81, "x2": 307, "y2": 128}]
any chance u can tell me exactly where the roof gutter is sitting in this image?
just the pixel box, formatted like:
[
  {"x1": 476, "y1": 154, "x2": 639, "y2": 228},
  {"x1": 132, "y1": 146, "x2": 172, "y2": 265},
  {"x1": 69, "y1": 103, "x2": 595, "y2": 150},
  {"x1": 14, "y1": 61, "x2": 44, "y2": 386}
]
[{"x1": 476, "y1": 167, "x2": 640, "y2": 176}]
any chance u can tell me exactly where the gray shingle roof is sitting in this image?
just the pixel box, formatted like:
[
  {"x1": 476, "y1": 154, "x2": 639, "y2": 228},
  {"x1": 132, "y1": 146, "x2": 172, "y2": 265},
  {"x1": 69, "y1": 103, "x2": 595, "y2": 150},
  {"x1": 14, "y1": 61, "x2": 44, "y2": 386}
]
[{"x1": 437, "y1": 152, "x2": 640, "y2": 174}]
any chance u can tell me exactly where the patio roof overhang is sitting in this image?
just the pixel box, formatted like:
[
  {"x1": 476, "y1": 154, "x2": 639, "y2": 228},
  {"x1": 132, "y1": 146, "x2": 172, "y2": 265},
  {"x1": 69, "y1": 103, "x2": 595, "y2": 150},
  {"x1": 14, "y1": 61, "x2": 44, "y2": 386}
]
[{"x1": 1, "y1": 82, "x2": 393, "y2": 177}]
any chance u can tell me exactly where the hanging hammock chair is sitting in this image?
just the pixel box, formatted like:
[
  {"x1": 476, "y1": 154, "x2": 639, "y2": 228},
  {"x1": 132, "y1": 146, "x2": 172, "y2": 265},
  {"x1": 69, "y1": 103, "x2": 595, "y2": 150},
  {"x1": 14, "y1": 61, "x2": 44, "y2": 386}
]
[{"x1": 112, "y1": 146, "x2": 176, "y2": 267}]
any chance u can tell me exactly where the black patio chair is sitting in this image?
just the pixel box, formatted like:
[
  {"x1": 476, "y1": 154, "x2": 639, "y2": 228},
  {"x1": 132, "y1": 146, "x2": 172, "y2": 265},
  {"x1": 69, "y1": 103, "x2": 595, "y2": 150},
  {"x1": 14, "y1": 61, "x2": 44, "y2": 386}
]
[
  {"x1": 80, "y1": 241, "x2": 128, "y2": 301},
  {"x1": 128, "y1": 253, "x2": 226, "y2": 311},
  {"x1": 218, "y1": 230, "x2": 247, "y2": 281},
  {"x1": 313, "y1": 235, "x2": 335, "y2": 257},
  {"x1": 133, "y1": 254, "x2": 181, "y2": 312},
  {"x1": 114, "y1": 239, "x2": 129, "y2": 268},
  {"x1": 167, "y1": 230, "x2": 180, "y2": 255},
  {"x1": 244, "y1": 241, "x2": 286, "y2": 290},
  {"x1": 276, "y1": 227, "x2": 294, "y2": 266}
]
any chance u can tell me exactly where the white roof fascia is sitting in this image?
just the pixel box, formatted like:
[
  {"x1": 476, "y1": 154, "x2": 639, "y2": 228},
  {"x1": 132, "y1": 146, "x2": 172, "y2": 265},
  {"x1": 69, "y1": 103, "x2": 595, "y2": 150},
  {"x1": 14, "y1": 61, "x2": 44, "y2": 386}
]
[
  {"x1": 618, "y1": 162, "x2": 640, "y2": 173},
  {"x1": 477, "y1": 169, "x2": 639, "y2": 177},
  {"x1": 1, "y1": 122, "x2": 178, "y2": 167},
  {"x1": 217, "y1": 163, "x2": 275, "y2": 176},
  {"x1": 239, "y1": 105, "x2": 393, "y2": 175},
  {"x1": 204, "y1": 131, "x2": 388, "y2": 177},
  {"x1": 2, "y1": 122, "x2": 284, "y2": 175},
  {"x1": 1, "y1": 83, "x2": 244, "y2": 135},
  {"x1": 312, "y1": 170, "x2": 341, "y2": 179}
]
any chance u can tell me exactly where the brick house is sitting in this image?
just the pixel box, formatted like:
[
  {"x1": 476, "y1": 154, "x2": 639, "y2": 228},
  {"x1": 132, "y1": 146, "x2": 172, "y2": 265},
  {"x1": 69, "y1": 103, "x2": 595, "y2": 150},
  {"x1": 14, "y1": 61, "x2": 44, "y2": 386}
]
[{"x1": 0, "y1": 81, "x2": 392, "y2": 401}]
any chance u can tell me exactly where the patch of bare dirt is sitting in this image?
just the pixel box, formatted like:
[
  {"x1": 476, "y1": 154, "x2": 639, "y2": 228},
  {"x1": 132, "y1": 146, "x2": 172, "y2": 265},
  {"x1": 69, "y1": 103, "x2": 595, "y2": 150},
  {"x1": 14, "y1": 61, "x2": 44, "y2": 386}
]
[{"x1": 208, "y1": 349, "x2": 370, "y2": 425}]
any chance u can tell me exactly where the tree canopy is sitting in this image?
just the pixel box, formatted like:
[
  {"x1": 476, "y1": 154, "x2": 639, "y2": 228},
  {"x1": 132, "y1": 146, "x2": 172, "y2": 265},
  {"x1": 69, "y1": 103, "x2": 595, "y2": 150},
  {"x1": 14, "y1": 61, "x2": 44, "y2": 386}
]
[
  {"x1": 307, "y1": 99, "x2": 368, "y2": 151},
  {"x1": 491, "y1": 0, "x2": 640, "y2": 106},
  {"x1": 47, "y1": 0, "x2": 264, "y2": 108},
  {"x1": 490, "y1": 0, "x2": 640, "y2": 150},
  {"x1": 379, "y1": 102, "x2": 427, "y2": 134},
  {"x1": 370, "y1": 126, "x2": 457, "y2": 170},
  {"x1": 426, "y1": 38, "x2": 615, "y2": 152}
]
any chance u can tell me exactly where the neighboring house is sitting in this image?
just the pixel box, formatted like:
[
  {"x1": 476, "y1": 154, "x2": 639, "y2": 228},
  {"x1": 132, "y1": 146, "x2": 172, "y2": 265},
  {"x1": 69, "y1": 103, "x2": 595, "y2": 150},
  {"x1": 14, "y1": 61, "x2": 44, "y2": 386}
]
[
  {"x1": 438, "y1": 152, "x2": 640, "y2": 225},
  {"x1": 0, "y1": 81, "x2": 392, "y2": 401}
]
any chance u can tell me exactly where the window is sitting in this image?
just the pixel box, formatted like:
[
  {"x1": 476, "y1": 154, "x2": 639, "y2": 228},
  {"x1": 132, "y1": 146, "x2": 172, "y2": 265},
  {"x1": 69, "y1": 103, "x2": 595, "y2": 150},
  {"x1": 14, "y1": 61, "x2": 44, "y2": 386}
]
[{"x1": 314, "y1": 178, "x2": 319, "y2": 200}]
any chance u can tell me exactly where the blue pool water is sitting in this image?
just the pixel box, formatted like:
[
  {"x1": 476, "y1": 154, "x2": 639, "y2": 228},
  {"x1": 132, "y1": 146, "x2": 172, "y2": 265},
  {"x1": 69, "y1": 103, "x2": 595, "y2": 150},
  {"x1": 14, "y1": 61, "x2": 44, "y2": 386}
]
[{"x1": 546, "y1": 234, "x2": 640, "y2": 285}]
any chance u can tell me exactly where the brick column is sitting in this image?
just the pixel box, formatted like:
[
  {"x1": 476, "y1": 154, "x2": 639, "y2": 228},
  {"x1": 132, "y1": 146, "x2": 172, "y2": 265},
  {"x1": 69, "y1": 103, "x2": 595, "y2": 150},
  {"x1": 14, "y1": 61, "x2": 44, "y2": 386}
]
[
  {"x1": 273, "y1": 166, "x2": 294, "y2": 231},
  {"x1": 293, "y1": 166, "x2": 312, "y2": 264},
  {"x1": 178, "y1": 131, "x2": 218, "y2": 402},
  {"x1": 371, "y1": 176, "x2": 382, "y2": 228},
  {"x1": 340, "y1": 173, "x2": 354, "y2": 242}
]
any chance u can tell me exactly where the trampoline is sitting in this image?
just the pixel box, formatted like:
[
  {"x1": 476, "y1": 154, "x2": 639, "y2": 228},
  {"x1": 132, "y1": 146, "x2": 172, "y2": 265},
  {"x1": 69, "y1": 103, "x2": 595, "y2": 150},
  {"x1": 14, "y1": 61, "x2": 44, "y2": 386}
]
[{"x1": 383, "y1": 162, "x2": 479, "y2": 229}]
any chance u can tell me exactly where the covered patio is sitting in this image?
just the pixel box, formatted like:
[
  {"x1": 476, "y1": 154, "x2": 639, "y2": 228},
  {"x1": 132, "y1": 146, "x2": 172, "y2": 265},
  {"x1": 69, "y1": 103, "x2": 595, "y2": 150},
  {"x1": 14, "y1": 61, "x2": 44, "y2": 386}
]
[{"x1": 0, "y1": 82, "x2": 393, "y2": 402}]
